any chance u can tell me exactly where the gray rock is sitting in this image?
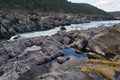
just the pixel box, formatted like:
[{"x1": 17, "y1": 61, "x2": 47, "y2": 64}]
[
  {"x1": 112, "y1": 55, "x2": 120, "y2": 62},
  {"x1": 8, "y1": 28, "x2": 16, "y2": 36},
  {"x1": 60, "y1": 26, "x2": 66, "y2": 31},
  {"x1": 56, "y1": 56, "x2": 70, "y2": 64},
  {"x1": 63, "y1": 37, "x2": 71, "y2": 45},
  {"x1": 0, "y1": 26, "x2": 7, "y2": 38},
  {"x1": 76, "y1": 36, "x2": 88, "y2": 51},
  {"x1": 0, "y1": 12, "x2": 92, "y2": 39},
  {"x1": 37, "y1": 70, "x2": 107, "y2": 80},
  {"x1": 88, "y1": 28, "x2": 120, "y2": 56},
  {"x1": 0, "y1": 35, "x2": 64, "y2": 80},
  {"x1": 70, "y1": 36, "x2": 88, "y2": 51}
]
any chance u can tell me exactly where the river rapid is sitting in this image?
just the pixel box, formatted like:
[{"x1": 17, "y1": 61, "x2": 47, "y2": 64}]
[{"x1": 10, "y1": 20, "x2": 120, "y2": 40}]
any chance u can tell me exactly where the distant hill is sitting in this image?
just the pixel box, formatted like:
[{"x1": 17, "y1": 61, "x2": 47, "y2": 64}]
[
  {"x1": 0, "y1": 0, "x2": 110, "y2": 16},
  {"x1": 109, "y1": 11, "x2": 120, "y2": 17}
]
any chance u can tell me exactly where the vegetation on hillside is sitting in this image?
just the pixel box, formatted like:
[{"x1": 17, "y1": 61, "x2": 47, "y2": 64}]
[
  {"x1": 109, "y1": 11, "x2": 120, "y2": 17},
  {"x1": 0, "y1": 0, "x2": 110, "y2": 16}
]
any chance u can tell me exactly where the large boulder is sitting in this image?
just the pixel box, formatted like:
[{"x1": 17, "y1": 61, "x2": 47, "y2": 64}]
[
  {"x1": 69, "y1": 35, "x2": 88, "y2": 51},
  {"x1": 0, "y1": 36, "x2": 64, "y2": 80},
  {"x1": 88, "y1": 28, "x2": 120, "y2": 56},
  {"x1": 8, "y1": 28, "x2": 16, "y2": 36},
  {"x1": 56, "y1": 56, "x2": 70, "y2": 64}
]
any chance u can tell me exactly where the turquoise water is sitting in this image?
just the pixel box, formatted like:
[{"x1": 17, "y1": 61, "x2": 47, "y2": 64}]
[{"x1": 10, "y1": 20, "x2": 120, "y2": 40}]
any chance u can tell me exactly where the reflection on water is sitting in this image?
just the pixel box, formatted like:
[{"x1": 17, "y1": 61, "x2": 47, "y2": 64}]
[
  {"x1": 18, "y1": 48, "x2": 88, "y2": 80},
  {"x1": 62, "y1": 48, "x2": 87, "y2": 58},
  {"x1": 50, "y1": 48, "x2": 88, "y2": 71},
  {"x1": 18, "y1": 65, "x2": 49, "y2": 80},
  {"x1": 10, "y1": 20, "x2": 120, "y2": 40}
]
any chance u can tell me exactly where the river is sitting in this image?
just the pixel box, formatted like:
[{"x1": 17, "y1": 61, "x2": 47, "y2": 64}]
[{"x1": 10, "y1": 20, "x2": 120, "y2": 40}]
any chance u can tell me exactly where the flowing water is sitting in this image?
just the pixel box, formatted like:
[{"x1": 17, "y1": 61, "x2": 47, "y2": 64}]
[{"x1": 10, "y1": 20, "x2": 120, "y2": 40}]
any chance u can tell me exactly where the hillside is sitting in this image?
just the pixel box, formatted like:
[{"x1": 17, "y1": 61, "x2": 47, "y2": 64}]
[
  {"x1": 109, "y1": 11, "x2": 120, "y2": 17},
  {"x1": 0, "y1": 0, "x2": 110, "y2": 16}
]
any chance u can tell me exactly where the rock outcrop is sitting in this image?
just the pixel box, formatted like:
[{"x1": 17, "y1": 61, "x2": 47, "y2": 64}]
[
  {"x1": 37, "y1": 59, "x2": 120, "y2": 80},
  {"x1": 37, "y1": 70, "x2": 108, "y2": 80},
  {"x1": 0, "y1": 36, "x2": 63, "y2": 80},
  {"x1": 0, "y1": 24, "x2": 120, "y2": 80},
  {"x1": 0, "y1": 11, "x2": 91, "y2": 39},
  {"x1": 87, "y1": 25, "x2": 120, "y2": 59}
]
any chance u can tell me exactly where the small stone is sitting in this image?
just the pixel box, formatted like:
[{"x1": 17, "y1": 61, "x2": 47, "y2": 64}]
[
  {"x1": 56, "y1": 56, "x2": 70, "y2": 64},
  {"x1": 60, "y1": 26, "x2": 66, "y2": 31},
  {"x1": 112, "y1": 55, "x2": 120, "y2": 62}
]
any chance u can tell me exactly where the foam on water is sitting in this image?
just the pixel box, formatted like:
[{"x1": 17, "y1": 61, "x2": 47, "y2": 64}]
[{"x1": 10, "y1": 20, "x2": 120, "y2": 40}]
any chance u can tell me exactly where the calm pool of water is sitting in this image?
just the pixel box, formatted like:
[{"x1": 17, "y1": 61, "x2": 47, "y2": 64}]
[
  {"x1": 62, "y1": 48, "x2": 87, "y2": 58},
  {"x1": 18, "y1": 48, "x2": 88, "y2": 80}
]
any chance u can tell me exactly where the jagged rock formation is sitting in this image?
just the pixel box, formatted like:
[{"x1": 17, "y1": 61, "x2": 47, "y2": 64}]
[
  {"x1": 0, "y1": 24, "x2": 120, "y2": 80},
  {"x1": 0, "y1": 11, "x2": 92, "y2": 39}
]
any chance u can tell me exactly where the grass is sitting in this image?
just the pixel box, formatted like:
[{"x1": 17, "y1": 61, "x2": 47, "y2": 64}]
[{"x1": 76, "y1": 59, "x2": 120, "y2": 80}]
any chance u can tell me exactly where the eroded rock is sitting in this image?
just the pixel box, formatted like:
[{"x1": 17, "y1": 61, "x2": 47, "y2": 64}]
[
  {"x1": 88, "y1": 28, "x2": 120, "y2": 56},
  {"x1": 56, "y1": 56, "x2": 70, "y2": 64}
]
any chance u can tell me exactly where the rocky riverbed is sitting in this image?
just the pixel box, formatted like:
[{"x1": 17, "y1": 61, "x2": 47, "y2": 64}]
[
  {"x1": 0, "y1": 10, "x2": 115, "y2": 39},
  {"x1": 0, "y1": 23, "x2": 120, "y2": 80}
]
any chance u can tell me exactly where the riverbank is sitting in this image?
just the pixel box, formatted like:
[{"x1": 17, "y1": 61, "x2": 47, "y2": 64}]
[
  {"x1": 10, "y1": 20, "x2": 120, "y2": 40},
  {"x1": 0, "y1": 11, "x2": 115, "y2": 39},
  {"x1": 0, "y1": 24, "x2": 120, "y2": 80}
]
